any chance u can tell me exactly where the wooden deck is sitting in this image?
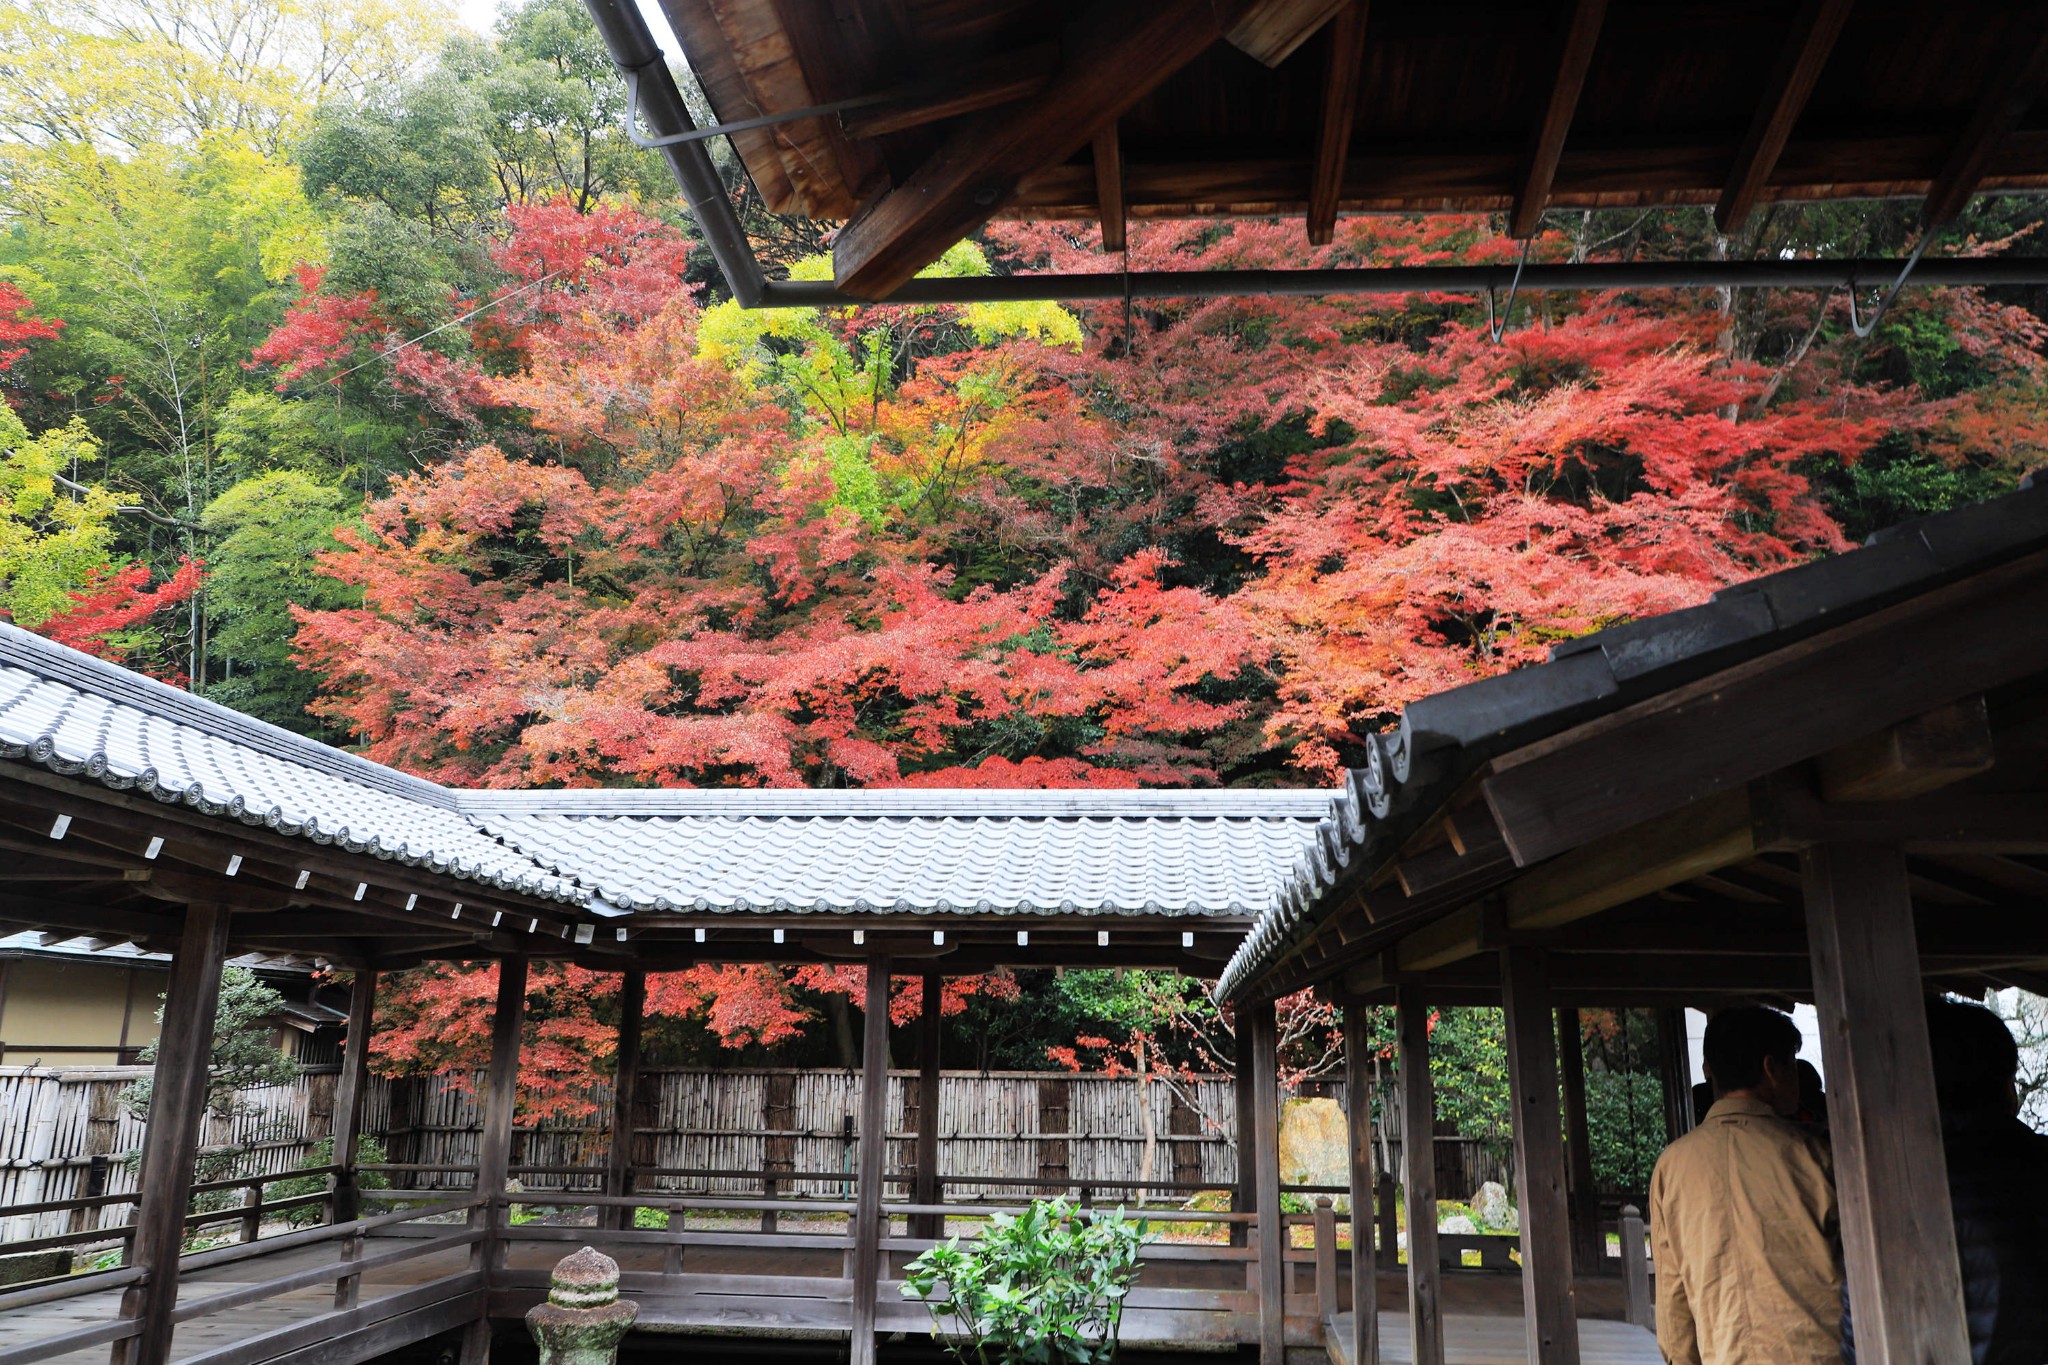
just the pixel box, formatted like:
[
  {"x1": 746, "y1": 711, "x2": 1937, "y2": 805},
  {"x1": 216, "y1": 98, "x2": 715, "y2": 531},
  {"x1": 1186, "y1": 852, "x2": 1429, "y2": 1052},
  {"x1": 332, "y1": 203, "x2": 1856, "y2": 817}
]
[
  {"x1": 1326, "y1": 1313, "x2": 1661, "y2": 1365},
  {"x1": 0, "y1": 1217, "x2": 1662, "y2": 1365}
]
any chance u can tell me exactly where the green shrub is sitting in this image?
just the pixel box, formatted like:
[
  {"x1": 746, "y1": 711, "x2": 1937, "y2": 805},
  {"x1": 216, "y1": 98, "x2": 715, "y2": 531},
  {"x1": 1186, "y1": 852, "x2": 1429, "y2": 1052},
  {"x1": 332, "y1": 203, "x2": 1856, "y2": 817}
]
[
  {"x1": 902, "y1": 1197, "x2": 1154, "y2": 1364},
  {"x1": 267, "y1": 1136, "x2": 391, "y2": 1226}
]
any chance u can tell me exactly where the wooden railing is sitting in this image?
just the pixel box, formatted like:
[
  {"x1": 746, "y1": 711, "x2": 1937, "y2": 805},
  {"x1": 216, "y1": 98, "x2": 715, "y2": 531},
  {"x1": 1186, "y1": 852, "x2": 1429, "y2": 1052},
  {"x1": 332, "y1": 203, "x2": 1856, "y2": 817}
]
[
  {"x1": 0, "y1": 1194, "x2": 481, "y2": 1365},
  {"x1": 0, "y1": 1164, "x2": 344, "y2": 1269}
]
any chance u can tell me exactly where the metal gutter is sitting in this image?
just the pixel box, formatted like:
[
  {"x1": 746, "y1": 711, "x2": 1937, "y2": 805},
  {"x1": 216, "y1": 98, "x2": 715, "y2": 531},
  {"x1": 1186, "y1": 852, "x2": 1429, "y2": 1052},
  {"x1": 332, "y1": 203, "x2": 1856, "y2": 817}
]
[{"x1": 579, "y1": 0, "x2": 768, "y2": 309}]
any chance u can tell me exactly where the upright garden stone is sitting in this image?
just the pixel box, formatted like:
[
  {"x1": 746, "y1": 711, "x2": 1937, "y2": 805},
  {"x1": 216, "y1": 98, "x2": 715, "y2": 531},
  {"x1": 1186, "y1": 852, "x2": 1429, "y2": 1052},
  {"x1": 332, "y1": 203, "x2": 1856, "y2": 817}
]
[{"x1": 526, "y1": 1246, "x2": 638, "y2": 1365}]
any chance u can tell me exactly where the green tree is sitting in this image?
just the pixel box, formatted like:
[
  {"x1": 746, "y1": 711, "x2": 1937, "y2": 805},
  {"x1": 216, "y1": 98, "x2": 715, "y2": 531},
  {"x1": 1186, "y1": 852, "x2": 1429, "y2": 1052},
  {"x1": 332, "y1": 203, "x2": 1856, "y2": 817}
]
[
  {"x1": 123, "y1": 965, "x2": 301, "y2": 1124},
  {"x1": 0, "y1": 405, "x2": 124, "y2": 626},
  {"x1": 201, "y1": 470, "x2": 360, "y2": 733}
]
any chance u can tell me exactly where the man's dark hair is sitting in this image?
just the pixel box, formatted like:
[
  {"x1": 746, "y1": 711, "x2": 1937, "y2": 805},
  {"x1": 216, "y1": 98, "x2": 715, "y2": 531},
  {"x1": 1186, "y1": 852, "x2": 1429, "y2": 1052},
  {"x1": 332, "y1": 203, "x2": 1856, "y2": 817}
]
[
  {"x1": 1925, "y1": 997, "x2": 2020, "y2": 1116},
  {"x1": 1703, "y1": 1005, "x2": 1802, "y2": 1092}
]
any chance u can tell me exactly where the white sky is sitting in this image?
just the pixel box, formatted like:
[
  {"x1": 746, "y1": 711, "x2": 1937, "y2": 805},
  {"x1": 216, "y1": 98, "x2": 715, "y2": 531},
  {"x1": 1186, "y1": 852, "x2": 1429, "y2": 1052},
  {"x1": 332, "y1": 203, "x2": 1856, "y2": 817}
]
[{"x1": 454, "y1": 0, "x2": 681, "y2": 52}]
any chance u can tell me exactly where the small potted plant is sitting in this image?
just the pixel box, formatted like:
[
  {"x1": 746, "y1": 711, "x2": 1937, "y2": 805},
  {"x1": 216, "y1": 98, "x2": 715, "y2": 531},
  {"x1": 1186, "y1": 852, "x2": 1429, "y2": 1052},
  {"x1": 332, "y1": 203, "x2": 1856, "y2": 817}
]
[{"x1": 901, "y1": 1197, "x2": 1155, "y2": 1364}]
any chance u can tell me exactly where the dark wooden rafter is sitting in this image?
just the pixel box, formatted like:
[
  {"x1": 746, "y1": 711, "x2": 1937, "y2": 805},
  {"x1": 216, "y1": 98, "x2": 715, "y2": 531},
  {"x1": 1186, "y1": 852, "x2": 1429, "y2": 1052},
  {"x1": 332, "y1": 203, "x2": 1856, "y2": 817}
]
[
  {"x1": 1226, "y1": 0, "x2": 1350, "y2": 67},
  {"x1": 838, "y1": 43, "x2": 1060, "y2": 141},
  {"x1": 1093, "y1": 121, "x2": 1125, "y2": 253},
  {"x1": 1715, "y1": 0, "x2": 1854, "y2": 234},
  {"x1": 1510, "y1": 0, "x2": 1608, "y2": 240},
  {"x1": 1923, "y1": 14, "x2": 2048, "y2": 227},
  {"x1": 0, "y1": 771, "x2": 588, "y2": 937},
  {"x1": 1307, "y1": 1, "x2": 1368, "y2": 246},
  {"x1": 833, "y1": 0, "x2": 1243, "y2": 299}
]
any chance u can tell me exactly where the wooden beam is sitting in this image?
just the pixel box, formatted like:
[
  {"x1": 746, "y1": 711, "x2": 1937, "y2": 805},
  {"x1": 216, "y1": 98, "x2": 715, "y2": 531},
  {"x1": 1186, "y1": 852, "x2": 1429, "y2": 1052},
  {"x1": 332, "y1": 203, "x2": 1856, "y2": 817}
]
[
  {"x1": 1479, "y1": 549, "x2": 2048, "y2": 868},
  {"x1": 1801, "y1": 844, "x2": 1970, "y2": 1363},
  {"x1": 1714, "y1": 0, "x2": 1853, "y2": 234},
  {"x1": 1308, "y1": 1, "x2": 1368, "y2": 246},
  {"x1": 1342, "y1": 1006, "x2": 1380, "y2": 1365},
  {"x1": 1246, "y1": 1000, "x2": 1285, "y2": 1365},
  {"x1": 329, "y1": 968, "x2": 377, "y2": 1224},
  {"x1": 600, "y1": 969, "x2": 646, "y2": 1232},
  {"x1": 850, "y1": 955, "x2": 892, "y2": 1365},
  {"x1": 1923, "y1": 17, "x2": 2048, "y2": 227},
  {"x1": 1502, "y1": 787, "x2": 1756, "y2": 931},
  {"x1": 112, "y1": 901, "x2": 230, "y2": 1365},
  {"x1": 1227, "y1": 0, "x2": 1349, "y2": 67},
  {"x1": 1500, "y1": 949, "x2": 1579, "y2": 1363},
  {"x1": 838, "y1": 43, "x2": 1060, "y2": 141},
  {"x1": 1817, "y1": 695, "x2": 1995, "y2": 802},
  {"x1": 1511, "y1": 0, "x2": 1608, "y2": 239},
  {"x1": 1396, "y1": 987, "x2": 1444, "y2": 1365},
  {"x1": 833, "y1": 0, "x2": 1238, "y2": 300},
  {"x1": 913, "y1": 972, "x2": 944, "y2": 1239},
  {"x1": 1093, "y1": 122, "x2": 1126, "y2": 253},
  {"x1": 1556, "y1": 1006, "x2": 1602, "y2": 1273},
  {"x1": 1760, "y1": 788, "x2": 2048, "y2": 853}
]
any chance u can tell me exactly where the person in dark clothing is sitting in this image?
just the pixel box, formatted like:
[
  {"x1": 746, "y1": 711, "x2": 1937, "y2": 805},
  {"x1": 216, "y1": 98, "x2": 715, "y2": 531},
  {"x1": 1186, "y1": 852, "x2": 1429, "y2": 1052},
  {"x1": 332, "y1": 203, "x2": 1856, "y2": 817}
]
[
  {"x1": 1926, "y1": 998, "x2": 2048, "y2": 1365},
  {"x1": 1845, "y1": 998, "x2": 2048, "y2": 1365}
]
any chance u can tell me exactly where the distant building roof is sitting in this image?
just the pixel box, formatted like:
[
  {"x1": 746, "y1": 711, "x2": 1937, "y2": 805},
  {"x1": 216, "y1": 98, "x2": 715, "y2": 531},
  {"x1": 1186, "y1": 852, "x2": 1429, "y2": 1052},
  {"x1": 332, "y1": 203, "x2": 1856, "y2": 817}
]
[{"x1": 0, "y1": 626, "x2": 1351, "y2": 922}]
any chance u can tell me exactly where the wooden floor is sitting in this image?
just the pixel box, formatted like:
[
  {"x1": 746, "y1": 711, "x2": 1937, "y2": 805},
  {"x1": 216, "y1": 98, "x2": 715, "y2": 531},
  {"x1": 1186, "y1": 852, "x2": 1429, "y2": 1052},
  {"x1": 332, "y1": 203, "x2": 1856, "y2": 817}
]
[
  {"x1": 10, "y1": 1239, "x2": 477, "y2": 1365},
  {"x1": 1327, "y1": 1312, "x2": 1662, "y2": 1365},
  {"x1": 1, "y1": 1234, "x2": 1661, "y2": 1365}
]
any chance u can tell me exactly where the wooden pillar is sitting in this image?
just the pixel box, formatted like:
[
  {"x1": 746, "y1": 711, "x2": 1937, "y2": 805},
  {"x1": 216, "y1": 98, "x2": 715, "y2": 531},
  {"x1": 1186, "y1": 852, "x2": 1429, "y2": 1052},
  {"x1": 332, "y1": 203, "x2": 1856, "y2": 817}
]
[
  {"x1": 1396, "y1": 987, "x2": 1444, "y2": 1365},
  {"x1": 1231, "y1": 1047, "x2": 1258, "y2": 1249},
  {"x1": 849, "y1": 957, "x2": 891, "y2": 1365},
  {"x1": 602, "y1": 969, "x2": 646, "y2": 1232},
  {"x1": 1802, "y1": 843, "x2": 1969, "y2": 1365},
  {"x1": 1245, "y1": 999, "x2": 1285, "y2": 1365},
  {"x1": 460, "y1": 954, "x2": 527, "y2": 1365},
  {"x1": 112, "y1": 902, "x2": 230, "y2": 1365},
  {"x1": 329, "y1": 968, "x2": 378, "y2": 1226},
  {"x1": 1501, "y1": 947, "x2": 1580, "y2": 1364},
  {"x1": 1655, "y1": 1006, "x2": 1693, "y2": 1138},
  {"x1": 1343, "y1": 1006, "x2": 1379, "y2": 1365},
  {"x1": 912, "y1": 973, "x2": 943, "y2": 1239},
  {"x1": 1556, "y1": 1006, "x2": 1601, "y2": 1273}
]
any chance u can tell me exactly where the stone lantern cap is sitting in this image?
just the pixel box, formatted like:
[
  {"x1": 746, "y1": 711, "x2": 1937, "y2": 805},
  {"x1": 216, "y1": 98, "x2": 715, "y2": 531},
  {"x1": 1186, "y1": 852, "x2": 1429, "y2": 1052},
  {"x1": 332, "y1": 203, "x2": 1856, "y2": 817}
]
[
  {"x1": 549, "y1": 1246, "x2": 623, "y2": 1308},
  {"x1": 528, "y1": 1247, "x2": 638, "y2": 1365}
]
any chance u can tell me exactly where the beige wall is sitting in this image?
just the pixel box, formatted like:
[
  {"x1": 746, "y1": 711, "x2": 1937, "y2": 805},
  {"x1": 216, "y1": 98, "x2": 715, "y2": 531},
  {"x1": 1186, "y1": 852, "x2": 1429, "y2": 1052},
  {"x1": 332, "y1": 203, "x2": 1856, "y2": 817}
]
[{"x1": 0, "y1": 959, "x2": 159, "y2": 1065}]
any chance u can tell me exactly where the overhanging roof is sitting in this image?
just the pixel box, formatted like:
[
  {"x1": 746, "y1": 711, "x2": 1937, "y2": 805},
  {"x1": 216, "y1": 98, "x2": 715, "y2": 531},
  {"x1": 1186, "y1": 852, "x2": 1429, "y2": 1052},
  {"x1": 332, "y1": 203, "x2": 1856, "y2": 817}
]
[
  {"x1": 586, "y1": 0, "x2": 2048, "y2": 305},
  {"x1": 1216, "y1": 473, "x2": 2048, "y2": 1002}
]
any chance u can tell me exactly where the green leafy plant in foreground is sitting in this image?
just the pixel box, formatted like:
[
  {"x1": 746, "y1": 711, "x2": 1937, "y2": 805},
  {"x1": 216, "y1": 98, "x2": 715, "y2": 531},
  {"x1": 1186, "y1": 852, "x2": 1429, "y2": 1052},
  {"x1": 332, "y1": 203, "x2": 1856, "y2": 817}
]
[{"x1": 901, "y1": 1198, "x2": 1155, "y2": 1364}]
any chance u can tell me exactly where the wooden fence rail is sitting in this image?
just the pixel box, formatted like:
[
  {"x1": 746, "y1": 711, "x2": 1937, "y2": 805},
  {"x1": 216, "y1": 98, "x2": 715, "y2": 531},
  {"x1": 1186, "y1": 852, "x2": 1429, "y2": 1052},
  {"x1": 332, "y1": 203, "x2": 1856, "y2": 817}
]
[{"x1": 3, "y1": 1064, "x2": 1510, "y2": 1254}]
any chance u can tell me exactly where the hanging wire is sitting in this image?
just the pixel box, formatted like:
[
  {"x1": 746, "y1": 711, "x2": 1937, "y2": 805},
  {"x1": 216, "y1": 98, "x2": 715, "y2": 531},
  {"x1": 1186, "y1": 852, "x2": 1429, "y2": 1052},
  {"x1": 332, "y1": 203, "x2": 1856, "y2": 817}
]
[
  {"x1": 309, "y1": 267, "x2": 572, "y2": 390},
  {"x1": 1845, "y1": 235, "x2": 1931, "y2": 339},
  {"x1": 1485, "y1": 238, "x2": 1535, "y2": 343}
]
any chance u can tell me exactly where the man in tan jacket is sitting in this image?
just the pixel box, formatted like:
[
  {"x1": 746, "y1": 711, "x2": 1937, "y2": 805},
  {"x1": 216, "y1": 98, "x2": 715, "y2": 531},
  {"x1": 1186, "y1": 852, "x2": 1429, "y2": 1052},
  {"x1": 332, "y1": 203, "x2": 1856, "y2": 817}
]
[{"x1": 1649, "y1": 1005, "x2": 1841, "y2": 1365}]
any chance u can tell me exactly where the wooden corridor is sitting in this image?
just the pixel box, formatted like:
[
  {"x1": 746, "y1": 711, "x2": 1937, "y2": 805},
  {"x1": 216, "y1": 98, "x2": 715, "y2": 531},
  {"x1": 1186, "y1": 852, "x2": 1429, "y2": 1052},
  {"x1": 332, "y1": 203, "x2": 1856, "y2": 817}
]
[{"x1": 0, "y1": 1219, "x2": 1664, "y2": 1365}]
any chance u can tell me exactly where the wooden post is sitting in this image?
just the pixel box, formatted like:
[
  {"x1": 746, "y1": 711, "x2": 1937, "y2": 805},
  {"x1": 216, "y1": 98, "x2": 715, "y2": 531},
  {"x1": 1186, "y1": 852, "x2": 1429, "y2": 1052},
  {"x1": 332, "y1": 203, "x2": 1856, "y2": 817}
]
[
  {"x1": 1655, "y1": 1007, "x2": 1693, "y2": 1139},
  {"x1": 460, "y1": 954, "x2": 527, "y2": 1365},
  {"x1": 913, "y1": 972, "x2": 944, "y2": 1240},
  {"x1": 1375, "y1": 1172, "x2": 1397, "y2": 1272},
  {"x1": 1232, "y1": 1048, "x2": 1258, "y2": 1251},
  {"x1": 1556, "y1": 1005, "x2": 1602, "y2": 1273},
  {"x1": 1802, "y1": 843, "x2": 1969, "y2": 1365},
  {"x1": 1343, "y1": 1006, "x2": 1379, "y2": 1365},
  {"x1": 1396, "y1": 987, "x2": 1444, "y2": 1365},
  {"x1": 602, "y1": 969, "x2": 646, "y2": 1233},
  {"x1": 1501, "y1": 947, "x2": 1581, "y2": 1365},
  {"x1": 112, "y1": 901, "x2": 230, "y2": 1365},
  {"x1": 850, "y1": 957, "x2": 892, "y2": 1365},
  {"x1": 1246, "y1": 999, "x2": 1286, "y2": 1365},
  {"x1": 1618, "y1": 1204, "x2": 1651, "y2": 1331},
  {"x1": 1314, "y1": 1197, "x2": 1339, "y2": 1326},
  {"x1": 329, "y1": 968, "x2": 378, "y2": 1226}
]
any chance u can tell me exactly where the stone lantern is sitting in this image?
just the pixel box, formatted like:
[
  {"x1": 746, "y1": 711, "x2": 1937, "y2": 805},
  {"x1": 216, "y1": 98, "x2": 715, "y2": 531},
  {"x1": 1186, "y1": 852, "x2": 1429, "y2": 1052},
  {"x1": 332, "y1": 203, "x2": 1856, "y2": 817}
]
[{"x1": 526, "y1": 1246, "x2": 639, "y2": 1365}]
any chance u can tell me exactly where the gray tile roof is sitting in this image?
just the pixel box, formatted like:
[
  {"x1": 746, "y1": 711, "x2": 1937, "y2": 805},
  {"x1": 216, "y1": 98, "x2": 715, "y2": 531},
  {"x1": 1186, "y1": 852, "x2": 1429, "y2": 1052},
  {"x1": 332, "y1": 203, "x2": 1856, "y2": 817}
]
[
  {"x1": 0, "y1": 930, "x2": 318, "y2": 974},
  {"x1": 1214, "y1": 473, "x2": 2048, "y2": 1002},
  {"x1": 0, "y1": 622, "x2": 1349, "y2": 922}
]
